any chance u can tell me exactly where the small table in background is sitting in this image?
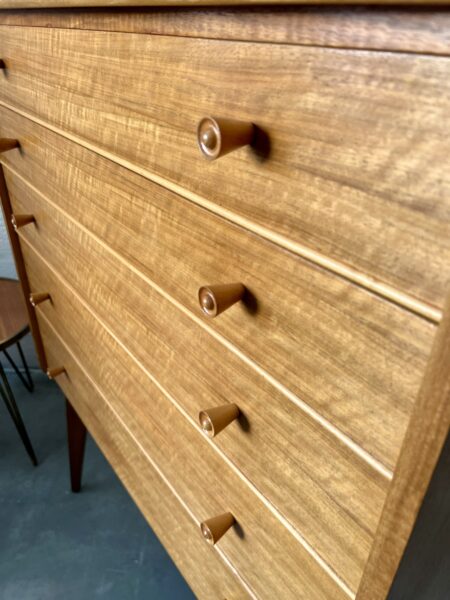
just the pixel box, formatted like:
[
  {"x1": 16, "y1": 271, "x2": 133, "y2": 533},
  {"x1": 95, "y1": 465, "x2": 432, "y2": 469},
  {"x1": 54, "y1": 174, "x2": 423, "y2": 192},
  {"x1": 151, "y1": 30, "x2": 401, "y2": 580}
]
[{"x1": 0, "y1": 278, "x2": 37, "y2": 465}]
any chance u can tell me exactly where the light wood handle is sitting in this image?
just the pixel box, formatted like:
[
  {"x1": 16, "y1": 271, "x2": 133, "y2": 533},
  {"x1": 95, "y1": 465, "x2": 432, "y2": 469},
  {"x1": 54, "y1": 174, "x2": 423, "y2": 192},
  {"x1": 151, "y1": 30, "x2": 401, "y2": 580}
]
[
  {"x1": 198, "y1": 283, "x2": 245, "y2": 318},
  {"x1": 0, "y1": 138, "x2": 20, "y2": 154},
  {"x1": 197, "y1": 117, "x2": 254, "y2": 161},
  {"x1": 199, "y1": 404, "x2": 239, "y2": 437},
  {"x1": 47, "y1": 366, "x2": 65, "y2": 379},
  {"x1": 200, "y1": 512, "x2": 235, "y2": 545},
  {"x1": 29, "y1": 292, "x2": 51, "y2": 307},
  {"x1": 11, "y1": 214, "x2": 35, "y2": 231}
]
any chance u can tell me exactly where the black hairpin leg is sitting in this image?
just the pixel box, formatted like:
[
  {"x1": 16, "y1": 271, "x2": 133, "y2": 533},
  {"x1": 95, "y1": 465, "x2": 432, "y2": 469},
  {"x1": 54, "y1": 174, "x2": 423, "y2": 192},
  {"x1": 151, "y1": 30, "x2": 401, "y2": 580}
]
[
  {"x1": 0, "y1": 360, "x2": 37, "y2": 466},
  {"x1": 3, "y1": 340, "x2": 34, "y2": 392}
]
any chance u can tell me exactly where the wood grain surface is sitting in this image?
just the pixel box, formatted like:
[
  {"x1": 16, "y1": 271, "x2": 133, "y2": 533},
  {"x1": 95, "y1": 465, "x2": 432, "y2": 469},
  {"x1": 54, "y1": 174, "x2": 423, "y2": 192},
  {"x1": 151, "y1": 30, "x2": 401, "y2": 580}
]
[
  {"x1": 30, "y1": 251, "x2": 350, "y2": 600},
  {"x1": 357, "y1": 293, "x2": 450, "y2": 599},
  {"x1": 0, "y1": 110, "x2": 436, "y2": 473},
  {"x1": 11, "y1": 167, "x2": 389, "y2": 594},
  {"x1": 0, "y1": 7, "x2": 449, "y2": 55},
  {"x1": 0, "y1": 1, "x2": 449, "y2": 9},
  {"x1": 0, "y1": 278, "x2": 28, "y2": 344},
  {"x1": 1, "y1": 10, "x2": 447, "y2": 599},
  {"x1": 0, "y1": 27, "x2": 449, "y2": 311},
  {"x1": 39, "y1": 317, "x2": 250, "y2": 600},
  {"x1": 0, "y1": 165, "x2": 47, "y2": 368}
]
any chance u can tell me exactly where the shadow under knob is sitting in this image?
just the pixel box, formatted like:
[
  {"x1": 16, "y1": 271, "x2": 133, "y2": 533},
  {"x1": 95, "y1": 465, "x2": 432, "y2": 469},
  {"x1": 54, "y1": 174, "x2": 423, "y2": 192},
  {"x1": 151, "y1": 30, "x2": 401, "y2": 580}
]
[
  {"x1": 197, "y1": 117, "x2": 254, "y2": 161},
  {"x1": 0, "y1": 138, "x2": 19, "y2": 154},
  {"x1": 200, "y1": 512, "x2": 235, "y2": 545},
  {"x1": 198, "y1": 283, "x2": 245, "y2": 318},
  {"x1": 199, "y1": 404, "x2": 239, "y2": 437}
]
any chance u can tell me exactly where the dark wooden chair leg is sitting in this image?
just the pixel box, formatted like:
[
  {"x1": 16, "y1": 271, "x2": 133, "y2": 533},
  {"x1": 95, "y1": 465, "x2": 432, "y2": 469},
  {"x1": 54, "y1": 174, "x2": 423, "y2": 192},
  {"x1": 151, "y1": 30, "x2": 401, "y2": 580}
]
[{"x1": 66, "y1": 398, "x2": 87, "y2": 493}]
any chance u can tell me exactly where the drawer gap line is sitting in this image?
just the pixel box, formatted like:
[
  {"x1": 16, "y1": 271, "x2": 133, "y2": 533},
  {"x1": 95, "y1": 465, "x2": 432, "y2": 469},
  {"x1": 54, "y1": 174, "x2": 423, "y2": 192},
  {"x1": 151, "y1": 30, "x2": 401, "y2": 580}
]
[
  {"x1": 0, "y1": 100, "x2": 442, "y2": 324},
  {"x1": 39, "y1": 310, "x2": 260, "y2": 600},
  {"x1": 29, "y1": 241, "x2": 356, "y2": 599},
  {"x1": 9, "y1": 164, "x2": 395, "y2": 481},
  {"x1": 9, "y1": 163, "x2": 395, "y2": 483},
  {"x1": 1, "y1": 22, "x2": 450, "y2": 58}
]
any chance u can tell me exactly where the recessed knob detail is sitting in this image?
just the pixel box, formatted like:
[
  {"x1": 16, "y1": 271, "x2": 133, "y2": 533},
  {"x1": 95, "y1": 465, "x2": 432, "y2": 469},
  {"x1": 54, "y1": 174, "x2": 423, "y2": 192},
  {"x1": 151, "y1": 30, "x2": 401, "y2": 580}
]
[
  {"x1": 29, "y1": 292, "x2": 51, "y2": 307},
  {"x1": 0, "y1": 138, "x2": 20, "y2": 154},
  {"x1": 11, "y1": 214, "x2": 35, "y2": 231},
  {"x1": 47, "y1": 366, "x2": 65, "y2": 379},
  {"x1": 197, "y1": 117, "x2": 254, "y2": 161},
  {"x1": 198, "y1": 283, "x2": 245, "y2": 318},
  {"x1": 200, "y1": 512, "x2": 235, "y2": 545},
  {"x1": 199, "y1": 404, "x2": 239, "y2": 438},
  {"x1": 0, "y1": 60, "x2": 5, "y2": 69}
]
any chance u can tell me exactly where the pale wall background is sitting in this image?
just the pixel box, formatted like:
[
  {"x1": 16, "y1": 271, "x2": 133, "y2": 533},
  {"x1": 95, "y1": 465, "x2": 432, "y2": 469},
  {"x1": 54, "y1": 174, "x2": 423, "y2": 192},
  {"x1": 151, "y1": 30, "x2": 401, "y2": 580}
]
[{"x1": 0, "y1": 210, "x2": 16, "y2": 278}]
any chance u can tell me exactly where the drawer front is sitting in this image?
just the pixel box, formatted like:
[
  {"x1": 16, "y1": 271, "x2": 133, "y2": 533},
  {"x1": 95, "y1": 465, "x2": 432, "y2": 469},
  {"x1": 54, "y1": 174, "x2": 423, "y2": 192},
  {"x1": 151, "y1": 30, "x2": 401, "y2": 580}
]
[
  {"x1": 15, "y1": 175, "x2": 384, "y2": 593},
  {"x1": 29, "y1": 253, "x2": 348, "y2": 600},
  {"x1": 0, "y1": 26, "x2": 449, "y2": 309},
  {"x1": 39, "y1": 317, "x2": 248, "y2": 600},
  {"x1": 0, "y1": 108, "x2": 436, "y2": 475}
]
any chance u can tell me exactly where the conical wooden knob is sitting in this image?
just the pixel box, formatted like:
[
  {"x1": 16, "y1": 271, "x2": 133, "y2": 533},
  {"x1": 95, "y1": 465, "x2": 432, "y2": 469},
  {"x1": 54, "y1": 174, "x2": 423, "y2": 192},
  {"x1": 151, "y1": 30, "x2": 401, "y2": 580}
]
[
  {"x1": 199, "y1": 404, "x2": 239, "y2": 437},
  {"x1": 197, "y1": 117, "x2": 254, "y2": 160},
  {"x1": 200, "y1": 512, "x2": 235, "y2": 545},
  {"x1": 29, "y1": 292, "x2": 50, "y2": 307},
  {"x1": 0, "y1": 138, "x2": 20, "y2": 154},
  {"x1": 47, "y1": 366, "x2": 65, "y2": 379},
  {"x1": 11, "y1": 214, "x2": 35, "y2": 231},
  {"x1": 198, "y1": 283, "x2": 245, "y2": 318}
]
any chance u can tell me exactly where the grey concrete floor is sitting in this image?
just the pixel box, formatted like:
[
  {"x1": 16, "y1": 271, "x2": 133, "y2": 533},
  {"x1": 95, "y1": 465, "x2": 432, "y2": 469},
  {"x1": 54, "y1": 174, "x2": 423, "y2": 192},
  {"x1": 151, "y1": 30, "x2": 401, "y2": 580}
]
[{"x1": 0, "y1": 368, "x2": 196, "y2": 600}]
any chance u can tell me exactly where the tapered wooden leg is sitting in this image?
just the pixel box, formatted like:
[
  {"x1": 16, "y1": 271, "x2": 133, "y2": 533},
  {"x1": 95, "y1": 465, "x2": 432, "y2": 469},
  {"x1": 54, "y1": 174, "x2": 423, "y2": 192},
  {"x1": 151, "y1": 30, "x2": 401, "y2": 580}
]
[{"x1": 66, "y1": 398, "x2": 87, "y2": 493}]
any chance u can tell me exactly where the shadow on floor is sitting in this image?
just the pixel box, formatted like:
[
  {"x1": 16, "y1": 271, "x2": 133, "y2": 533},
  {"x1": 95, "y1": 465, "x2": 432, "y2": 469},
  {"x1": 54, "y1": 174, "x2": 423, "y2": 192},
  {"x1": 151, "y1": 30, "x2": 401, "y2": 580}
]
[{"x1": 0, "y1": 371, "x2": 195, "y2": 600}]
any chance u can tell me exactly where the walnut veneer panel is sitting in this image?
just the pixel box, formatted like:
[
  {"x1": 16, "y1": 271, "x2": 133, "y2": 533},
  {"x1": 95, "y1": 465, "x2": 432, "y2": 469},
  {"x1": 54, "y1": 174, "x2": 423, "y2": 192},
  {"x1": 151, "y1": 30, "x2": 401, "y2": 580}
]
[
  {"x1": 39, "y1": 317, "x2": 249, "y2": 600},
  {"x1": 0, "y1": 109, "x2": 437, "y2": 476},
  {"x1": 0, "y1": 278, "x2": 27, "y2": 344},
  {"x1": 1, "y1": 27, "x2": 449, "y2": 309},
  {"x1": 28, "y1": 249, "x2": 349, "y2": 600},
  {"x1": 358, "y1": 294, "x2": 450, "y2": 599},
  {"x1": 0, "y1": 1, "x2": 447, "y2": 8},
  {"x1": 0, "y1": 166, "x2": 46, "y2": 368},
  {"x1": 1, "y1": 8, "x2": 449, "y2": 55},
  {"x1": 8, "y1": 166, "x2": 388, "y2": 593}
]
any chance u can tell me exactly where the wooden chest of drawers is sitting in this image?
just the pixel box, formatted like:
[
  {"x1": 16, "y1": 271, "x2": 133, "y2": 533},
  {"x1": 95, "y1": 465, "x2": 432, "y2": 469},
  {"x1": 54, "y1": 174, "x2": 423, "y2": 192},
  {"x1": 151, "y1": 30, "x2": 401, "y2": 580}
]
[{"x1": 0, "y1": 3, "x2": 449, "y2": 599}]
